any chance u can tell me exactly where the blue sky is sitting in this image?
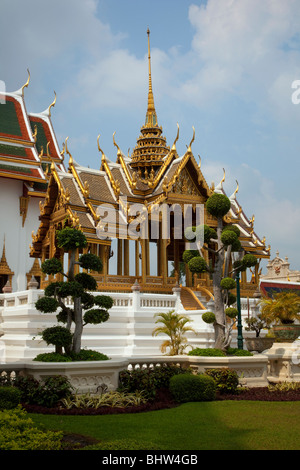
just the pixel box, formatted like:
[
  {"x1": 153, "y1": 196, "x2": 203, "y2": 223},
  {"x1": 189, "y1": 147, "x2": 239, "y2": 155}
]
[{"x1": 1, "y1": 0, "x2": 300, "y2": 273}]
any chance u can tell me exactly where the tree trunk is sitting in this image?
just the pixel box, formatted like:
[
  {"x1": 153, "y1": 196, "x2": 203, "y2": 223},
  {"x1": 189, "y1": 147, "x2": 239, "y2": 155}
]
[
  {"x1": 213, "y1": 217, "x2": 226, "y2": 350},
  {"x1": 69, "y1": 248, "x2": 82, "y2": 354},
  {"x1": 72, "y1": 296, "x2": 83, "y2": 354}
]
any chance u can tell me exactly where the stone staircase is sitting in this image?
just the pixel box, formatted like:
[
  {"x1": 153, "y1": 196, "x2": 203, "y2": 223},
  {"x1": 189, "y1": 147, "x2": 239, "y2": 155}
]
[{"x1": 180, "y1": 287, "x2": 206, "y2": 310}]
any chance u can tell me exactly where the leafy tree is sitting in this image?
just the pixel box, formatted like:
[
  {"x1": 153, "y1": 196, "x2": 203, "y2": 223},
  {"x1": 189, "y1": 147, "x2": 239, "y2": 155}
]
[
  {"x1": 35, "y1": 227, "x2": 113, "y2": 355},
  {"x1": 152, "y1": 309, "x2": 196, "y2": 355},
  {"x1": 183, "y1": 192, "x2": 258, "y2": 351}
]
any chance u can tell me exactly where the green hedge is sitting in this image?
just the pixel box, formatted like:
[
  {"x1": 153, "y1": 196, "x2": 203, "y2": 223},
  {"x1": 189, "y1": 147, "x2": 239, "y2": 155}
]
[
  {"x1": 169, "y1": 374, "x2": 216, "y2": 402},
  {"x1": 0, "y1": 386, "x2": 21, "y2": 410},
  {"x1": 119, "y1": 365, "x2": 192, "y2": 399},
  {"x1": 0, "y1": 407, "x2": 63, "y2": 450},
  {"x1": 205, "y1": 368, "x2": 240, "y2": 394}
]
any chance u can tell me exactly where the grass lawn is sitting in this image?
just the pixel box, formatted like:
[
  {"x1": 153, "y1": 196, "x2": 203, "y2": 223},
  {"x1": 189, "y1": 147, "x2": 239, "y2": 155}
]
[{"x1": 30, "y1": 400, "x2": 300, "y2": 450}]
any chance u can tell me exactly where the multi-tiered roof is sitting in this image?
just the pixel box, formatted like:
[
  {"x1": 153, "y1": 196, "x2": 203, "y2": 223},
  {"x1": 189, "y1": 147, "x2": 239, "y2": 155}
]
[{"x1": 0, "y1": 71, "x2": 64, "y2": 198}]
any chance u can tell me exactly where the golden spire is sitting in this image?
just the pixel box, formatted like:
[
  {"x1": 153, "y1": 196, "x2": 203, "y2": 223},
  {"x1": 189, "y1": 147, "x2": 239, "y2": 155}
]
[
  {"x1": 145, "y1": 28, "x2": 157, "y2": 127},
  {"x1": 130, "y1": 29, "x2": 169, "y2": 177}
]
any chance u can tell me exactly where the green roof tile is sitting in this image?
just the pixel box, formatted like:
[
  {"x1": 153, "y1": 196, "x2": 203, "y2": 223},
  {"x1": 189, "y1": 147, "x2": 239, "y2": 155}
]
[
  {"x1": 0, "y1": 143, "x2": 27, "y2": 157},
  {"x1": 0, "y1": 100, "x2": 22, "y2": 136}
]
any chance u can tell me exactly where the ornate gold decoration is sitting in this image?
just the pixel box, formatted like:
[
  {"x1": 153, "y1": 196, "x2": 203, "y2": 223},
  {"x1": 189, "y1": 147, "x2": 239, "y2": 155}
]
[
  {"x1": 234, "y1": 180, "x2": 239, "y2": 196},
  {"x1": 130, "y1": 30, "x2": 169, "y2": 177},
  {"x1": 21, "y1": 69, "x2": 30, "y2": 96},
  {"x1": 20, "y1": 195, "x2": 30, "y2": 227},
  {"x1": 46, "y1": 141, "x2": 51, "y2": 159},
  {"x1": 186, "y1": 126, "x2": 195, "y2": 153},
  {"x1": 171, "y1": 123, "x2": 180, "y2": 152},
  {"x1": 113, "y1": 132, "x2": 122, "y2": 157},
  {"x1": 32, "y1": 125, "x2": 37, "y2": 143},
  {"x1": 48, "y1": 91, "x2": 56, "y2": 117},
  {"x1": 65, "y1": 136, "x2": 73, "y2": 166},
  {"x1": 60, "y1": 142, "x2": 65, "y2": 161},
  {"x1": 171, "y1": 168, "x2": 199, "y2": 196},
  {"x1": 26, "y1": 258, "x2": 42, "y2": 287},
  {"x1": 0, "y1": 237, "x2": 14, "y2": 281},
  {"x1": 97, "y1": 134, "x2": 106, "y2": 160}
]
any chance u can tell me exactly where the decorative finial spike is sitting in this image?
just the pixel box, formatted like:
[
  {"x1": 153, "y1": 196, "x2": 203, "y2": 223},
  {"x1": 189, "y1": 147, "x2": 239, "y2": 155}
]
[
  {"x1": 21, "y1": 69, "x2": 30, "y2": 96},
  {"x1": 145, "y1": 28, "x2": 157, "y2": 126},
  {"x1": 48, "y1": 91, "x2": 56, "y2": 117}
]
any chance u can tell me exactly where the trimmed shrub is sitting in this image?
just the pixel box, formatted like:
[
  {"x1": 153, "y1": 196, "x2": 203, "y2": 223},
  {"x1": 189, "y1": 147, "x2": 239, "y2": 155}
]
[
  {"x1": 220, "y1": 277, "x2": 236, "y2": 290},
  {"x1": 56, "y1": 280, "x2": 84, "y2": 298},
  {"x1": 202, "y1": 311, "x2": 216, "y2": 324},
  {"x1": 69, "y1": 349, "x2": 109, "y2": 362},
  {"x1": 205, "y1": 368, "x2": 239, "y2": 394},
  {"x1": 41, "y1": 258, "x2": 63, "y2": 275},
  {"x1": 13, "y1": 375, "x2": 74, "y2": 408},
  {"x1": 0, "y1": 386, "x2": 21, "y2": 410},
  {"x1": 242, "y1": 253, "x2": 258, "y2": 267},
  {"x1": 227, "y1": 292, "x2": 236, "y2": 306},
  {"x1": 34, "y1": 352, "x2": 73, "y2": 362},
  {"x1": 188, "y1": 256, "x2": 207, "y2": 273},
  {"x1": 119, "y1": 365, "x2": 192, "y2": 399},
  {"x1": 56, "y1": 226, "x2": 87, "y2": 251},
  {"x1": 75, "y1": 272, "x2": 97, "y2": 291},
  {"x1": 182, "y1": 249, "x2": 199, "y2": 264},
  {"x1": 79, "y1": 253, "x2": 103, "y2": 272},
  {"x1": 0, "y1": 407, "x2": 63, "y2": 450},
  {"x1": 227, "y1": 347, "x2": 253, "y2": 356},
  {"x1": 169, "y1": 374, "x2": 216, "y2": 402},
  {"x1": 35, "y1": 296, "x2": 59, "y2": 313},
  {"x1": 225, "y1": 307, "x2": 239, "y2": 319},
  {"x1": 221, "y1": 230, "x2": 238, "y2": 247},
  {"x1": 83, "y1": 308, "x2": 109, "y2": 325},
  {"x1": 41, "y1": 326, "x2": 73, "y2": 353},
  {"x1": 188, "y1": 348, "x2": 226, "y2": 357},
  {"x1": 206, "y1": 193, "x2": 231, "y2": 218},
  {"x1": 94, "y1": 295, "x2": 114, "y2": 310},
  {"x1": 222, "y1": 224, "x2": 240, "y2": 237}
]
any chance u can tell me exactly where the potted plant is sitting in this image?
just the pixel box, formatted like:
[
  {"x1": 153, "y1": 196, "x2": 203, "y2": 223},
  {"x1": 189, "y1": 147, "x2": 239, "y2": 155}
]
[
  {"x1": 244, "y1": 314, "x2": 275, "y2": 352},
  {"x1": 259, "y1": 292, "x2": 300, "y2": 342}
]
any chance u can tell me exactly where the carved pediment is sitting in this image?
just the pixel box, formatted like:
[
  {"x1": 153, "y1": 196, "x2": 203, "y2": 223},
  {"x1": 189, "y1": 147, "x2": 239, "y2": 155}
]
[{"x1": 170, "y1": 168, "x2": 201, "y2": 197}]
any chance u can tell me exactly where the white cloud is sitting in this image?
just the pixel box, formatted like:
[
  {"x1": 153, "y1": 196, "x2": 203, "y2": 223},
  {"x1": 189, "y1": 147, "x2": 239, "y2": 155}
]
[{"x1": 179, "y1": 0, "x2": 300, "y2": 112}]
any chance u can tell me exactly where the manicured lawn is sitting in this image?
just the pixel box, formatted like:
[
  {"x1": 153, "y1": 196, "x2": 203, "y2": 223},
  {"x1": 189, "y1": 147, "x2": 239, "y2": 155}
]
[{"x1": 30, "y1": 400, "x2": 300, "y2": 450}]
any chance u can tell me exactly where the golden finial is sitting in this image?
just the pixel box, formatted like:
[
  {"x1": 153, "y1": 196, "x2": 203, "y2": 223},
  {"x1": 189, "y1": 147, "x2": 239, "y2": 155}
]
[
  {"x1": 32, "y1": 125, "x2": 37, "y2": 143},
  {"x1": 187, "y1": 126, "x2": 195, "y2": 152},
  {"x1": 38, "y1": 145, "x2": 44, "y2": 159},
  {"x1": 145, "y1": 28, "x2": 157, "y2": 126},
  {"x1": 171, "y1": 123, "x2": 180, "y2": 152},
  {"x1": 60, "y1": 141, "x2": 65, "y2": 161},
  {"x1": 21, "y1": 69, "x2": 30, "y2": 96},
  {"x1": 198, "y1": 155, "x2": 201, "y2": 169},
  {"x1": 250, "y1": 214, "x2": 255, "y2": 227},
  {"x1": 46, "y1": 141, "x2": 51, "y2": 158},
  {"x1": 113, "y1": 131, "x2": 122, "y2": 156},
  {"x1": 97, "y1": 134, "x2": 106, "y2": 160},
  {"x1": 234, "y1": 180, "x2": 239, "y2": 196},
  {"x1": 221, "y1": 168, "x2": 226, "y2": 184},
  {"x1": 65, "y1": 136, "x2": 73, "y2": 166},
  {"x1": 48, "y1": 91, "x2": 56, "y2": 117}
]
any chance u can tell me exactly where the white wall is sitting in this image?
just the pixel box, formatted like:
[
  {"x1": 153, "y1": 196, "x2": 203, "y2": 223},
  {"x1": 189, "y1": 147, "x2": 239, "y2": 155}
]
[{"x1": 0, "y1": 178, "x2": 43, "y2": 292}]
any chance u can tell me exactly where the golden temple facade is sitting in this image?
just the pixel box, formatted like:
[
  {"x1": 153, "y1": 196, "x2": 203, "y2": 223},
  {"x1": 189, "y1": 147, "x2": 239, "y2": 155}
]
[{"x1": 30, "y1": 31, "x2": 270, "y2": 308}]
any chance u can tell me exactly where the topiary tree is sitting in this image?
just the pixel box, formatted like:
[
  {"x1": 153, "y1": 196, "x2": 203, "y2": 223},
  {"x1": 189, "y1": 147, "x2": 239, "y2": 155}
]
[
  {"x1": 35, "y1": 226, "x2": 113, "y2": 356},
  {"x1": 183, "y1": 192, "x2": 258, "y2": 351}
]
